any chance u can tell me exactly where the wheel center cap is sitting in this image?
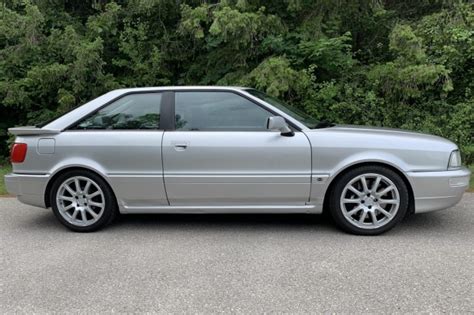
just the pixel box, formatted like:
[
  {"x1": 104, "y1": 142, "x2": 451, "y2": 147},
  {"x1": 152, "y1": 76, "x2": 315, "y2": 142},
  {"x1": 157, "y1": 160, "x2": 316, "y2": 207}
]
[{"x1": 364, "y1": 198, "x2": 375, "y2": 206}]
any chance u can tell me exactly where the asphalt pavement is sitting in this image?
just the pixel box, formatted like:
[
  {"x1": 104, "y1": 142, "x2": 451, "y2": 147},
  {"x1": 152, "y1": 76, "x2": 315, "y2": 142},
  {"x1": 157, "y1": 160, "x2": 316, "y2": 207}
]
[{"x1": 0, "y1": 194, "x2": 473, "y2": 313}]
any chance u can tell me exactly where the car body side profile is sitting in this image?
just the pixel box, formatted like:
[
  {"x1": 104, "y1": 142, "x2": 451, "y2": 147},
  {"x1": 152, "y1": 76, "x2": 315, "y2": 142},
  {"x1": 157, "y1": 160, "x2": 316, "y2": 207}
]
[{"x1": 5, "y1": 86, "x2": 471, "y2": 234}]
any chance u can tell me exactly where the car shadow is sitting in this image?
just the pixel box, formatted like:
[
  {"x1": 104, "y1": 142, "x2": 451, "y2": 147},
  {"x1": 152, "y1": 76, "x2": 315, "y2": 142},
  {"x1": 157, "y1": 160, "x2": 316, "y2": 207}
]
[
  {"x1": 112, "y1": 212, "x2": 337, "y2": 232},
  {"x1": 17, "y1": 209, "x2": 338, "y2": 233},
  {"x1": 110, "y1": 210, "x2": 452, "y2": 235},
  {"x1": 19, "y1": 208, "x2": 455, "y2": 236}
]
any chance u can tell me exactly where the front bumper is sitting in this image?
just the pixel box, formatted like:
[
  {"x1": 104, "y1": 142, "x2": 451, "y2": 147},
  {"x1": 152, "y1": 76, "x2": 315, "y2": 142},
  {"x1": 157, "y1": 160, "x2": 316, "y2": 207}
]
[
  {"x1": 4, "y1": 173, "x2": 50, "y2": 208},
  {"x1": 406, "y1": 167, "x2": 471, "y2": 213}
]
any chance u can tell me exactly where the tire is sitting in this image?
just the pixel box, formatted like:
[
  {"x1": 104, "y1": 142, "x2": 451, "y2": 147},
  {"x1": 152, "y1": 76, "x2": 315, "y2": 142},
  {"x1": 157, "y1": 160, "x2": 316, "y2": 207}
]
[
  {"x1": 329, "y1": 165, "x2": 409, "y2": 235},
  {"x1": 50, "y1": 170, "x2": 117, "y2": 232}
]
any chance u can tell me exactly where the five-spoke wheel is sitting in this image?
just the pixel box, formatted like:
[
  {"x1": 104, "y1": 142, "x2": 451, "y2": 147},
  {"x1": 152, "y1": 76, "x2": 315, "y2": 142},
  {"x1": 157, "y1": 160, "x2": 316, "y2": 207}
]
[
  {"x1": 51, "y1": 170, "x2": 117, "y2": 232},
  {"x1": 330, "y1": 166, "x2": 409, "y2": 235}
]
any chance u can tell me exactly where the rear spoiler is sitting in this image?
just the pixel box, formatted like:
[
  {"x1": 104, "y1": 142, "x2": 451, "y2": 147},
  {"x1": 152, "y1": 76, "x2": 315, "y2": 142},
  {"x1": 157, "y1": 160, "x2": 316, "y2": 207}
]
[{"x1": 8, "y1": 126, "x2": 61, "y2": 136}]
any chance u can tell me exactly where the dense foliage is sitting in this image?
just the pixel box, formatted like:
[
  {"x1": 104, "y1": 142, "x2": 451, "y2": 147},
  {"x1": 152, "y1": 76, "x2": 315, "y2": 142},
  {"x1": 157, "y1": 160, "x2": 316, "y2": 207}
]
[{"x1": 1, "y1": 0, "x2": 473, "y2": 162}]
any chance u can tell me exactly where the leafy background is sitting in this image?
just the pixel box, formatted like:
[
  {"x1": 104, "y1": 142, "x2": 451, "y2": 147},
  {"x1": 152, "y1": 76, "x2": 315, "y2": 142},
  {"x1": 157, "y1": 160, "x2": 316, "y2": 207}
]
[{"x1": 0, "y1": 0, "x2": 473, "y2": 163}]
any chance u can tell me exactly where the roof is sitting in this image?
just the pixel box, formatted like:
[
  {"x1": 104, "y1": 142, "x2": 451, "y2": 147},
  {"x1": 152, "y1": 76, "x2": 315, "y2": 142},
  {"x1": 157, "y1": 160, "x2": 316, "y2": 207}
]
[{"x1": 113, "y1": 86, "x2": 250, "y2": 93}]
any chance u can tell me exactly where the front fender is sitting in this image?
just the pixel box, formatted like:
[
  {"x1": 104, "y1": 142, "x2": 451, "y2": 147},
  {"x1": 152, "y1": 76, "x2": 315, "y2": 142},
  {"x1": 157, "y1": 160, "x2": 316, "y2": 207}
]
[
  {"x1": 310, "y1": 151, "x2": 410, "y2": 207},
  {"x1": 327, "y1": 151, "x2": 410, "y2": 180}
]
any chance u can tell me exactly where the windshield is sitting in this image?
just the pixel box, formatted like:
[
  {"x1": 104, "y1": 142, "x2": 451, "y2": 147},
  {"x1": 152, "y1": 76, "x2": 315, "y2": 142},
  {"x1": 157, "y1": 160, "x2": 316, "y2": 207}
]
[{"x1": 245, "y1": 89, "x2": 318, "y2": 128}]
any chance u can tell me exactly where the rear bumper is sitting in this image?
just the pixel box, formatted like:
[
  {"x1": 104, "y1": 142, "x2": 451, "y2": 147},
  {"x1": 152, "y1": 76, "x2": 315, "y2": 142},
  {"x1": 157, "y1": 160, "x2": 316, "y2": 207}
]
[
  {"x1": 4, "y1": 173, "x2": 49, "y2": 208},
  {"x1": 406, "y1": 167, "x2": 471, "y2": 213}
]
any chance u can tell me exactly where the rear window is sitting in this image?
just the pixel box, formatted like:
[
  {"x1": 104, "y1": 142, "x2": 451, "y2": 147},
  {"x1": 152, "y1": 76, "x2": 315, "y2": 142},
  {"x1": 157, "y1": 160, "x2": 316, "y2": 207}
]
[{"x1": 72, "y1": 93, "x2": 162, "y2": 130}]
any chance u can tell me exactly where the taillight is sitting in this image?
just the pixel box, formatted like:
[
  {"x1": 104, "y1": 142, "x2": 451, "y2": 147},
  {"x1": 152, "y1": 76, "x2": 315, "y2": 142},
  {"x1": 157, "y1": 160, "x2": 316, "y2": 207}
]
[{"x1": 10, "y1": 143, "x2": 28, "y2": 163}]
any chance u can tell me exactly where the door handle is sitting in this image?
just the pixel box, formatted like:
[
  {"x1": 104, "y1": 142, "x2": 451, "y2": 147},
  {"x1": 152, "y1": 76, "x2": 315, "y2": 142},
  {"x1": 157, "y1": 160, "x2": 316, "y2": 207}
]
[{"x1": 173, "y1": 143, "x2": 188, "y2": 151}]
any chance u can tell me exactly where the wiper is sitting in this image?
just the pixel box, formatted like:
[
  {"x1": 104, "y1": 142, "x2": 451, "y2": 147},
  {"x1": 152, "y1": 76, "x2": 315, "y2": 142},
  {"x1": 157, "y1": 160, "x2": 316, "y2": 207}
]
[{"x1": 313, "y1": 120, "x2": 335, "y2": 129}]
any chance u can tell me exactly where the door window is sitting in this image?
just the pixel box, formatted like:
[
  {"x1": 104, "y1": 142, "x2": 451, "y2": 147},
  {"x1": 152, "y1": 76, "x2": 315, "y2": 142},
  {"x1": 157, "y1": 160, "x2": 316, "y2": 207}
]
[
  {"x1": 175, "y1": 92, "x2": 273, "y2": 131},
  {"x1": 74, "y1": 93, "x2": 162, "y2": 130}
]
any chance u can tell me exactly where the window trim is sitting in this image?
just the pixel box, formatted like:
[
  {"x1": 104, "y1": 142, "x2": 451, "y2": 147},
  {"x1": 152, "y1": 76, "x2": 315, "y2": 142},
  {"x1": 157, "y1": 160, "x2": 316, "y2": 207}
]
[
  {"x1": 64, "y1": 91, "x2": 171, "y2": 131},
  {"x1": 63, "y1": 89, "x2": 302, "y2": 132},
  {"x1": 169, "y1": 89, "x2": 301, "y2": 132}
]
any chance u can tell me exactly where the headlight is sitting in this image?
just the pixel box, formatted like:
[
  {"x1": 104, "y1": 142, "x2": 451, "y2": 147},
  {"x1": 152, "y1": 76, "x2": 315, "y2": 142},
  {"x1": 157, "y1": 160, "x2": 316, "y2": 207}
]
[{"x1": 448, "y1": 150, "x2": 462, "y2": 169}]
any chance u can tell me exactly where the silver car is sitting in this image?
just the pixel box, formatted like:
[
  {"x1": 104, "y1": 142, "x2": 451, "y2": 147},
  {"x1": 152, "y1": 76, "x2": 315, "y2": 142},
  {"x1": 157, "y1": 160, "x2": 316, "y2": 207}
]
[{"x1": 5, "y1": 86, "x2": 471, "y2": 234}]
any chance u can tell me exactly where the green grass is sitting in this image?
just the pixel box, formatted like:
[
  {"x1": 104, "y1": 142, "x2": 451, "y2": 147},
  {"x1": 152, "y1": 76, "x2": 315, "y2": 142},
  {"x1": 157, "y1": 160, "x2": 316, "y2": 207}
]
[
  {"x1": 0, "y1": 163, "x2": 472, "y2": 195},
  {"x1": 0, "y1": 163, "x2": 12, "y2": 196}
]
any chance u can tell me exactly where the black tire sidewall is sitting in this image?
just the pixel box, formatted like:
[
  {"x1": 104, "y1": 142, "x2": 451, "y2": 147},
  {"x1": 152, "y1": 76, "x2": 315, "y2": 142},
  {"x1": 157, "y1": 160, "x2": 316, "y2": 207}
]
[
  {"x1": 50, "y1": 170, "x2": 117, "y2": 232},
  {"x1": 329, "y1": 166, "x2": 409, "y2": 235}
]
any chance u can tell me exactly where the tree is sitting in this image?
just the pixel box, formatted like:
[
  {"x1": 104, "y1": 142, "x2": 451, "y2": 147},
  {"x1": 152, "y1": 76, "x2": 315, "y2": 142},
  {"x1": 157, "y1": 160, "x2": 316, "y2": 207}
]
[{"x1": 0, "y1": 0, "x2": 472, "y2": 162}]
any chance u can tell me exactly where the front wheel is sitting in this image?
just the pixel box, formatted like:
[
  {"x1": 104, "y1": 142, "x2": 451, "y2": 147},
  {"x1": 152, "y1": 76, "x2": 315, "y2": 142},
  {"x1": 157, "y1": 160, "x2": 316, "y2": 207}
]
[
  {"x1": 50, "y1": 170, "x2": 117, "y2": 232},
  {"x1": 329, "y1": 166, "x2": 409, "y2": 235}
]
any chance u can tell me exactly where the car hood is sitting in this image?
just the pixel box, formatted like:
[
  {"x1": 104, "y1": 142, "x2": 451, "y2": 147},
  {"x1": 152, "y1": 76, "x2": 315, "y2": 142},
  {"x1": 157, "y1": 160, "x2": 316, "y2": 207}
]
[
  {"x1": 307, "y1": 124, "x2": 456, "y2": 149},
  {"x1": 304, "y1": 124, "x2": 458, "y2": 172}
]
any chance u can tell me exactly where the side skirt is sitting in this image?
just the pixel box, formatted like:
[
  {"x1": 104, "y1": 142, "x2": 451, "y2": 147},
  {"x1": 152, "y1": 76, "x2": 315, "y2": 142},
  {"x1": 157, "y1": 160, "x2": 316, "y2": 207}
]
[{"x1": 119, "y1": 204, "x2": 322, "y2": 214}]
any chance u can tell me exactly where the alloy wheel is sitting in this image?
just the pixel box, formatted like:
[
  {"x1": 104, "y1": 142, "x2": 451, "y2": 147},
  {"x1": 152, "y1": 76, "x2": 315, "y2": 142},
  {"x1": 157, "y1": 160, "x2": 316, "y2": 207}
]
[
  {"x1": 56, "y1": 176, "x2": 105, "y2": 227},
  {"x1": 340, "y1": 173, "x2": 400, "y2": 229}
]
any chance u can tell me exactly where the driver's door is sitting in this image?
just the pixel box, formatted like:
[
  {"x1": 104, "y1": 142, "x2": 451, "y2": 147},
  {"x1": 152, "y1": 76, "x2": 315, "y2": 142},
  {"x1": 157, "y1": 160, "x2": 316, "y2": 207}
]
[{"x1": 162, "y1": 91, "x2": 311, "y2": 206}]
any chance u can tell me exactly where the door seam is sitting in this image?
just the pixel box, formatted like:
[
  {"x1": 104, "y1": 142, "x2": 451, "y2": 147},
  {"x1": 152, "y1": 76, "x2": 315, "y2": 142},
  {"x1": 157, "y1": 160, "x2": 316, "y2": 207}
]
[
  {"x1": 161, "y1": 132, "x2": 171, "y2": 206},
  {"x1": 302, "y1": 131, "x2": 313, "y2": 204}
]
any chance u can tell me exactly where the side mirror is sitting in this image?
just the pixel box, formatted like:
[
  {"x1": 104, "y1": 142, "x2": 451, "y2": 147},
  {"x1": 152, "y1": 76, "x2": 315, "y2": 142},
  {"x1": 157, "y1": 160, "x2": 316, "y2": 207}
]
[{"x1": 267, "y1": 116, "x2": 294, "y2": 137}]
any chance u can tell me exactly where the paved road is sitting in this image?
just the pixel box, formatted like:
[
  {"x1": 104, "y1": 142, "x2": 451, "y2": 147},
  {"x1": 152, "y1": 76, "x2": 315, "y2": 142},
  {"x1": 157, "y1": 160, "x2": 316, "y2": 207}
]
[{"x1": 0, "y1": 195, "x2": 473, "y2": 313}]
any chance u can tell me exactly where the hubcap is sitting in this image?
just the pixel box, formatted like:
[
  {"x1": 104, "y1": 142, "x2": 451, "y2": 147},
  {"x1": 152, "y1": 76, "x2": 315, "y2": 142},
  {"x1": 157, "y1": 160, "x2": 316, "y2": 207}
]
[
  {"x1": 56, "y1": 176, "x2": 105, "y2": 227},
  {"x1": 340, "y1": 173, "x2": 400, "y2": 229}
]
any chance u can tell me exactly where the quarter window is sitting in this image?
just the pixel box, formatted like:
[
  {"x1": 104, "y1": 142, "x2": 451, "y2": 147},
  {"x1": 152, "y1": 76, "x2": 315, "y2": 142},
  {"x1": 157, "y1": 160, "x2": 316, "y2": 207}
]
[
  {"x1": 74, "y1": 93, "x2": 162, "y2": 130},
  {"x1": 175, "y1": 92, "x2": 273, "y2": 131}
]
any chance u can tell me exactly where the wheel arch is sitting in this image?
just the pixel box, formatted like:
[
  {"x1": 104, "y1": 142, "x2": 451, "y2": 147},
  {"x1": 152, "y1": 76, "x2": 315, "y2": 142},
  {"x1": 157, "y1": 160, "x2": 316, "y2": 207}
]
[
  {"x1": 322, "y1": 162, "x2": 415, "y2": 215},
  {"x1": 44, "y1": 166, "x2": 116, "y2": 208}
]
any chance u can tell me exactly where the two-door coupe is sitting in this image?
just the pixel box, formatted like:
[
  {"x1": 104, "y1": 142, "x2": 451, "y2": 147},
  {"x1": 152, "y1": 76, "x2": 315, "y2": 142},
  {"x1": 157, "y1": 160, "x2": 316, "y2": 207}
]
[{"x1": 5, "y1": 86, "x2": 470, "y2": 234}]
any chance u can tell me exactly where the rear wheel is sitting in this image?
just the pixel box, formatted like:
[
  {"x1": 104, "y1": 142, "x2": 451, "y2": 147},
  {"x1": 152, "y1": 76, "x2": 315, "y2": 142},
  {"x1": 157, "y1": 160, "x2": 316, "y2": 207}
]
[
  {"x1": 329, "y1": 165, "x2": 409, "y2": 235},
  {"x1": 50, "y1": 170, "x2": 117, "y2": 232}
]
